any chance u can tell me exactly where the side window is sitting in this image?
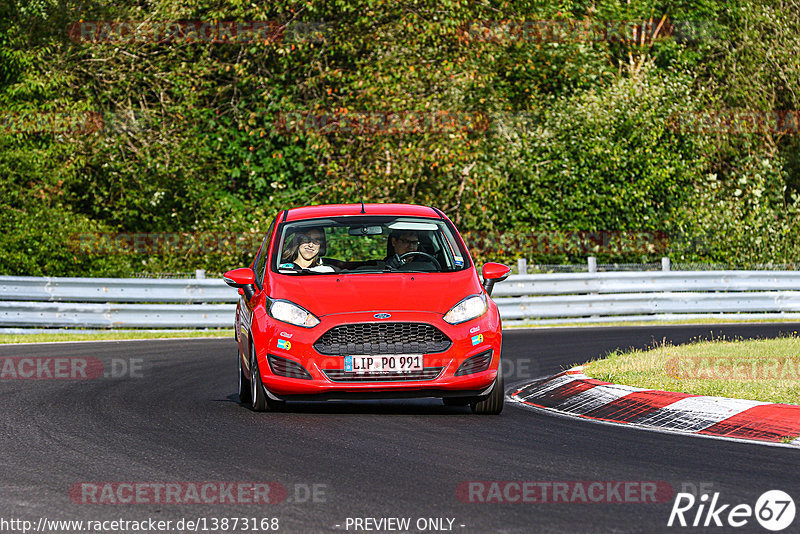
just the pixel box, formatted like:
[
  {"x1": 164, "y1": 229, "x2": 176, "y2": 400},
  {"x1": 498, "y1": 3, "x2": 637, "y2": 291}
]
[
  {"x1": 254, "y1": 219, "x2": 275, "y2": 289},
  {"x1": 442, "y1": 224, "x2": 468, "y2": 270}
]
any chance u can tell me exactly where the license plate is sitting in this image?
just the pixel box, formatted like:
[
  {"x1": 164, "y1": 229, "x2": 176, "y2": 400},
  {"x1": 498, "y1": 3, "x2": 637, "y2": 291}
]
[{"x1": 344, "y1": 355, "x2": 423, "y2": 373}]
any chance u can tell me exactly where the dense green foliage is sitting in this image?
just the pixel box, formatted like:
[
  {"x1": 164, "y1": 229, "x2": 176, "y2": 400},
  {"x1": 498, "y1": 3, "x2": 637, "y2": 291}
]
[{"x1": 1, "y1": 0, "x2": 798, "y2": 275}]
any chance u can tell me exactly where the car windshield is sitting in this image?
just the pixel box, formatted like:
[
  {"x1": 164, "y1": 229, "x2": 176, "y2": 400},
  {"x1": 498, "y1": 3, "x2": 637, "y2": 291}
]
[{"x1": 272, "y1": 216, "x2": 470, "y2": 275}]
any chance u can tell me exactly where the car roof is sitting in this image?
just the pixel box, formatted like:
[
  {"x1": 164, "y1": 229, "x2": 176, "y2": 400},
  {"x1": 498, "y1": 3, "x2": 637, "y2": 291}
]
[{"x1": 283, "y1": 203, "x2": 443, "y2": 222}]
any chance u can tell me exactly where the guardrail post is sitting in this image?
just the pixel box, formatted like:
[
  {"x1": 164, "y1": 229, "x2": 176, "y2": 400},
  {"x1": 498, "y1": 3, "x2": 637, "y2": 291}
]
[
  {"x1": 517, "y1": 258, "x2": 527, "y2": 275},
  {"x1": 661, "y1": 257, "x2": 670, "y2": 272},
  {"x1": 195, "y1": 269, "x2": 206, "y2": 279},
  {"x1": 587, "y1": 257, "x2": 599, "y2": 317}
]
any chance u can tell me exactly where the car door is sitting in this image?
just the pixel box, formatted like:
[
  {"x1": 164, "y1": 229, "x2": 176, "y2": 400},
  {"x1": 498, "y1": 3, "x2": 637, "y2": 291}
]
[{"x1": 237, "y1": 219, "x2": 275, "y2": 359}]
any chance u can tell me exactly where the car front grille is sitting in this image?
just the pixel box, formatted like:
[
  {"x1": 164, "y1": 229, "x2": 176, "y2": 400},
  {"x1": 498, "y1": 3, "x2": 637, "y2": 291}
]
[
  {"x1": 313, "y1": 322, "x2": 451, "y2": 355},
  {"x1": 321, "y1": 367, "x2": 444, "y2": 382}
]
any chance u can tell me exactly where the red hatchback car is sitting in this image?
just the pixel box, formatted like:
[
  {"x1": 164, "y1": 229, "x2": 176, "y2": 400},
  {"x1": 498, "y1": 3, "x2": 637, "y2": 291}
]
[{"x1": 223, "y1": 203, "x2": 511, "y2": 414}]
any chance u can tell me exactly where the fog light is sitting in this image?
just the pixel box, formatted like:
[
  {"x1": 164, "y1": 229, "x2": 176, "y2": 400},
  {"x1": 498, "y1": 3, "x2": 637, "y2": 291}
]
[
  {"x1": 268, "y1": 354, "x2": 312, "y2": 379},
  {"x1": 455, "y1": 349, "x2": 493, "y2": 376}
]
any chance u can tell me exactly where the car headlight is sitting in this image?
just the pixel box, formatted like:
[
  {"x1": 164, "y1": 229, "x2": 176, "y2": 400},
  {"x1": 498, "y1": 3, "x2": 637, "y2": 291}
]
[
  {"x1": 443, "y1": 294, "x2": 487, "y2": 324},
  {"x1": 269, "y1": 300, "x2": 320, "y2": 328}
]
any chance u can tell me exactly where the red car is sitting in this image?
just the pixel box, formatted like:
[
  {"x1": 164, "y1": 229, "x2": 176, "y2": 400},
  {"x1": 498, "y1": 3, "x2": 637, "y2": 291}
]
[{"x1": 223, "y1": 203, "x2": 511, "y2": 414}]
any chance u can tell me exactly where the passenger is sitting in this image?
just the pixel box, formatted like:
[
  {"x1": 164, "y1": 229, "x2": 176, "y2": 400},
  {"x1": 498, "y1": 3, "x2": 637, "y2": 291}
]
[{"x1": 280, "y1": 227, "x2": 335, "y2": 272}]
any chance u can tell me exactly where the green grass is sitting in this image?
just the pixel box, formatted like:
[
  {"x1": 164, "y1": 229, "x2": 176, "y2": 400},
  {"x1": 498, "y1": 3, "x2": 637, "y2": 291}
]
[
  {"x1": 583, "y1": 335, "x2": 800, "y2": 405},
  {"x1": 0, "y1": 330, "x2": 233, "y2": 344}
]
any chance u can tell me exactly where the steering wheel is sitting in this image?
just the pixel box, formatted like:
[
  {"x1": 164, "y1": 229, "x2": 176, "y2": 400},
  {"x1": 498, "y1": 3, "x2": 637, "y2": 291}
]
[{"x1": 397, "y1": 251, "x2": 441, "y2": 270}]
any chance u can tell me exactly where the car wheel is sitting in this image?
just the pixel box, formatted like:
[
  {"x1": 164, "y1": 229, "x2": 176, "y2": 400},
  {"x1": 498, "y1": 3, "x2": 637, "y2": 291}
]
[
  {"x1": 470, "y1": 370, "x2": 504, "y2": 415},
  {"x1": 250, "y1": 346, "x2": 268, "y2": 412},
  {"x1": 238, "y1": 351, "x2": 251, "y2": 404},
  {"x1": 249, "y1": 345, "x2": 286, "y2": 412}
]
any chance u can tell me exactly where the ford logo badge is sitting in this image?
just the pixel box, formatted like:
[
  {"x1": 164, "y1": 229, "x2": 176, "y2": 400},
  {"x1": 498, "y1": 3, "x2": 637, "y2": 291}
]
[{"x1": 373, "y1": 313, "x2": 391, "y2": 319}]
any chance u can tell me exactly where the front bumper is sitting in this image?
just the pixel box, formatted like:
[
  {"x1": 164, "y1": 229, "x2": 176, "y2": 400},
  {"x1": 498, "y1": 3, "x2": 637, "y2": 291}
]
[{"x1": 254, "y1": 310, "x2": 501, "y2": 399}]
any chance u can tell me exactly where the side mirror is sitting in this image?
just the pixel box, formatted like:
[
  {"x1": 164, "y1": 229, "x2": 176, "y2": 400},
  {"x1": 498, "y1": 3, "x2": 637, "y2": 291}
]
[
  {"x1": 223, "y1": 268, "x2": 257, "y2": 302},
  {"x1": 481, "y1": 262, "x2": 511, "y2": 296}
]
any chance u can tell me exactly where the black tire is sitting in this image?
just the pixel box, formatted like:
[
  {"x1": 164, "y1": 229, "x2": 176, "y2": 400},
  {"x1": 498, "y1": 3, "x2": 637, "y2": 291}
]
[
  {"x1": 250, "y1": 346, "x2": 268, "y2": 412},
  {"x1": 470, "y1": 370, "x2": 504, "y2": 415},
  {"x1": 249, "y1": 345, "x2": 286, "y2": 412},
  {"x1": 238, "y1": 352, "x2": 251, "y2": 404}
]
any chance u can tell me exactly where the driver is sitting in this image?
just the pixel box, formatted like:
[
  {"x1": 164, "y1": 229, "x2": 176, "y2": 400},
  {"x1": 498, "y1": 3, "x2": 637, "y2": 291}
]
[
  {"x1": 385, "y1": 230, "x2": 420, "y2": 268},
  {"x1": 391, "y1": 231, "x2": 420, "y2": 258}
]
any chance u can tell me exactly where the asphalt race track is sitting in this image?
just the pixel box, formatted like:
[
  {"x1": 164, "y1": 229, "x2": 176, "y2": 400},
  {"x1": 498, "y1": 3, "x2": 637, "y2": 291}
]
[{"x1": 1, "y1": 324, "x2": 799, "y2": 534}]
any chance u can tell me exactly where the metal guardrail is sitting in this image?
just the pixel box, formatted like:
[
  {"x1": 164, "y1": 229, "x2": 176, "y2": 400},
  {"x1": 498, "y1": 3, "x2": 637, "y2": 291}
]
[
  {"x1": 0, "y1": 301, "x2": 234, "y2": 328},
  {"x1": 2, "y1": 270, "x2": 800, "y2": 328},
  {"x1": 0, "y1": 276, "x2": 232, "y2": 303},
  {"x1": 0, "y1": 275, "x2": 234, "y2": 329},
  {"x1": 492, "y1": 271, "x2": 800, "y2": 296},
  {"x1": 494, "y1": 271, "x2": 800, "y2": 324}
]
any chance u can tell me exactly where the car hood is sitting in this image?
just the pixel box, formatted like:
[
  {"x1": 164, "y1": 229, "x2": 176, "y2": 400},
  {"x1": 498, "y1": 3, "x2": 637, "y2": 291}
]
[{"x1": 267, "y1": 270, "x2": 482, "y2": 317}]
